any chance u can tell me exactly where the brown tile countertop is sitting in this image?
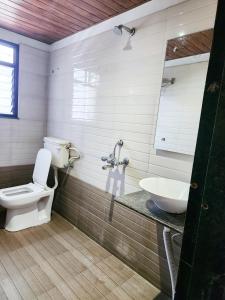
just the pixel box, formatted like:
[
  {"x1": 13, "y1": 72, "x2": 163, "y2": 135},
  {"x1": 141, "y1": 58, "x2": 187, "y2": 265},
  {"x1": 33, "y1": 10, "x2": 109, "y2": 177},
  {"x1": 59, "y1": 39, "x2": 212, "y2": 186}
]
[{"x1": 115, "y1": 190, "x2": 185, "y2": 233}]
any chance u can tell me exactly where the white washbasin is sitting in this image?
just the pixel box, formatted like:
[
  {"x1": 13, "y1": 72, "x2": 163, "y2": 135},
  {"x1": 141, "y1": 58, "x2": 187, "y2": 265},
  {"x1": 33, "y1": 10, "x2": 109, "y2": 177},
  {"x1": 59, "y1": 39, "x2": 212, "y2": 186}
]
[{"x1": 139, "y1": 177, "x2": 190, "y2": 214}]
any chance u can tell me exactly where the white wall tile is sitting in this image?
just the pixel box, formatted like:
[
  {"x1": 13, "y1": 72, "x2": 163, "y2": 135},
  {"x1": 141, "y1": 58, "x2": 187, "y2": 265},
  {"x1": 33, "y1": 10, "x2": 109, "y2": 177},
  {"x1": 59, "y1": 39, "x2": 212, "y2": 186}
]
[{"x1": 47, "y1": 0, "x2": 217, "y2": 195}]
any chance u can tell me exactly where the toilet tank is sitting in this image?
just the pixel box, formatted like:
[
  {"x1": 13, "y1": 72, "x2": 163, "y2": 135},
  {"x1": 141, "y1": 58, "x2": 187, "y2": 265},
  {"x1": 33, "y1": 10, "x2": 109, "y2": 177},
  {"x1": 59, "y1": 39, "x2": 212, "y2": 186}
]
[{"x1": 44, "y1": 137, "x2": 70, "y2": 168}]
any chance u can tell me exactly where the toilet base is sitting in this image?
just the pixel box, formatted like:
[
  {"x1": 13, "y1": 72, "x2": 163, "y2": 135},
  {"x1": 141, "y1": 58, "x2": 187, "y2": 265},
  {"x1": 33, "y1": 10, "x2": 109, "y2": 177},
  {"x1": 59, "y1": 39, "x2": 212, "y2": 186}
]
[{"x1": 5, "y1": 191, "x2": 54, "y2": 232}]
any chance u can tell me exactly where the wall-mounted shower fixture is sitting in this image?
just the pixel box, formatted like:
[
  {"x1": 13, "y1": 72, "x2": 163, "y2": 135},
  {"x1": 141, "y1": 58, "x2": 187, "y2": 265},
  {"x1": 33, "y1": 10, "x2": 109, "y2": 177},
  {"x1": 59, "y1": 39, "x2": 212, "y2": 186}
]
[
  {"x1": 113, "y1": 25, "x2": 135, "y2": 36},
  {"x1": 113, "y1": 24, "x2": 136, "y2": 51},
  {"x1": 101, "y1": 140, "x2": 129, "y2": 170},
  {"x1": 162, "y1": 77, "x2": 176, "y2": 87}
]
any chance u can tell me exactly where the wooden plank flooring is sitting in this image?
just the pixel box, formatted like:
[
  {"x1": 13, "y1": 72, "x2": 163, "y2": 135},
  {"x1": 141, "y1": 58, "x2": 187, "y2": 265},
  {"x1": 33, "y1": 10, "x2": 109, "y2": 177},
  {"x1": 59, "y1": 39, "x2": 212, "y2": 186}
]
[
  {"x1": 0, "y1": 212, "x2": 169, "y2": 300},
  {"x1": 53, "y1": 174, "x2": 176, "y2": 294}
]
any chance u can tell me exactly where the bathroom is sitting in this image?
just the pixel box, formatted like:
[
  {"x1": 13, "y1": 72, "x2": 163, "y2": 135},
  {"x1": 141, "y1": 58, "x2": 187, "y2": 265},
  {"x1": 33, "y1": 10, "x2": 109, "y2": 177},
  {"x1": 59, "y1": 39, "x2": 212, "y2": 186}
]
[{"x1": 0, "y1": 0, "x2": 224, "y2": 299}]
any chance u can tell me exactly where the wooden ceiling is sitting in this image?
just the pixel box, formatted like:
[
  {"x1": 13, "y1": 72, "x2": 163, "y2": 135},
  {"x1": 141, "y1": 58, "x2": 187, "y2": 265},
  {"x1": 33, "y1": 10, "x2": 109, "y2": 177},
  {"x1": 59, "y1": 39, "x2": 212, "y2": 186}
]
[
  {"x1": 166, "y1": 29, "x2": 214, "y2": 61},
  {"x1": 0, "y1": 0, "x2": 150, "y2": 44}
]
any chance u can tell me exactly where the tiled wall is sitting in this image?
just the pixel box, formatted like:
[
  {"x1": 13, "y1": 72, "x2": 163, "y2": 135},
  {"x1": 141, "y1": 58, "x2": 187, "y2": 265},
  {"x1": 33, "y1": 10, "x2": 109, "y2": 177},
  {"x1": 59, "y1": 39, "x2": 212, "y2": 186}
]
[
  {"x1": 0, "y1": 42, "x2": 49, "y2": 167},
  {"x1": 48, "y1": 0, "x2": 217, "y2": 195},
  {"x1": 48, "y1": 1, "x2": 216, "y2": 293},
  {"x1": 54, "y1": 171, "x2": 182, "y2": 295}
]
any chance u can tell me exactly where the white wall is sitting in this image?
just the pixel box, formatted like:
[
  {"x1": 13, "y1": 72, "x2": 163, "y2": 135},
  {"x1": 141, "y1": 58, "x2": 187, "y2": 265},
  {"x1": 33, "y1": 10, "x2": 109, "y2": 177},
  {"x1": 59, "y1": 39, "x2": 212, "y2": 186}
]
[
  {"x1": 47, "y1": 0, "x2": 217, "y2": 195},
  {"x1": 0, "y1": 31, "x2": 49, "y2": 166}
]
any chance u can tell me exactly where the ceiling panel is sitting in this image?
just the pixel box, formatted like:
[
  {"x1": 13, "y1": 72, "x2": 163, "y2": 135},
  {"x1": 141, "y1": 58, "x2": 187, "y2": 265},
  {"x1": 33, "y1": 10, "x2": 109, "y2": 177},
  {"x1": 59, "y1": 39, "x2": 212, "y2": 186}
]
[{"x1": 0, "y1": 0, "x2": 150, "y2": 44}]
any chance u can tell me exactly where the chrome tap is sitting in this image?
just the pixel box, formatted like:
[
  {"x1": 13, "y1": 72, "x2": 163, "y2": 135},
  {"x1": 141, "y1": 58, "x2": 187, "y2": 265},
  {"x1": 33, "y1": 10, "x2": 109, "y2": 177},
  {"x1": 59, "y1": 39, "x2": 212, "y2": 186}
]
[
  {"x1": 102, "y1": 164, "x2": 114, "y2": 170},
  {"x1": 101, "y1": 154, "x2": 115, "y2": 170},
  {"x1": 101, "y1": 140, "x2": 129, "y2": 170}
]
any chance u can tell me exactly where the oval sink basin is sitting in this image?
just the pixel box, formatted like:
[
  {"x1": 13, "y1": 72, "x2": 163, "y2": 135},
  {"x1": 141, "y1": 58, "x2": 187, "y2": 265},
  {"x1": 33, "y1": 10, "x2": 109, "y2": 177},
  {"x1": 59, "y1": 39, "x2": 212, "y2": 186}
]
[{"x1": 139, "y1": 177, "x2": 190, "y2": 214}]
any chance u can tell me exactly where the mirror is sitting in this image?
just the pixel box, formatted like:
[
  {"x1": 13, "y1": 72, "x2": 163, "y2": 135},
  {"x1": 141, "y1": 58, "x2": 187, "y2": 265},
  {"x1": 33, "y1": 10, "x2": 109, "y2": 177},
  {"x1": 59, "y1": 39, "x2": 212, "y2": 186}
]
[{"x1": 154, "y1": 29, "x2": 213, "y2": 155}]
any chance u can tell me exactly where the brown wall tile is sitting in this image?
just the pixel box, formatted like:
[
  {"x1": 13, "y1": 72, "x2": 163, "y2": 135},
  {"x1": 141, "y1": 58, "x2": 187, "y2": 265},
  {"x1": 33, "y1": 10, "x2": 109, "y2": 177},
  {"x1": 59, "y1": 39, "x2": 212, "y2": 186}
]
[{"x1": 53, "y1": 171, "x2": 182, "y2": 296}]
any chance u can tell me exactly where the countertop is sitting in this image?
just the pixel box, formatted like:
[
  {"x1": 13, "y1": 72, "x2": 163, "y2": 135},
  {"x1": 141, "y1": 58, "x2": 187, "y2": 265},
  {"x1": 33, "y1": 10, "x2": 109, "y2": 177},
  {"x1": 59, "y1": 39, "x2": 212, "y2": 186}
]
[{"x1": 115, "y1": 190, "x2": 185, "y2": 233}]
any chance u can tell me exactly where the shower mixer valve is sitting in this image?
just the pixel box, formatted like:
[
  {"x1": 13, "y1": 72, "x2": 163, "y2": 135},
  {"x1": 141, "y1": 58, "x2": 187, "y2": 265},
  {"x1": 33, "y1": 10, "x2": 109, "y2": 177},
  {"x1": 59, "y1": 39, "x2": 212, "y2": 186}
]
[{"x1": 101, "y1": 140, "x2": 129, "y2": 170}]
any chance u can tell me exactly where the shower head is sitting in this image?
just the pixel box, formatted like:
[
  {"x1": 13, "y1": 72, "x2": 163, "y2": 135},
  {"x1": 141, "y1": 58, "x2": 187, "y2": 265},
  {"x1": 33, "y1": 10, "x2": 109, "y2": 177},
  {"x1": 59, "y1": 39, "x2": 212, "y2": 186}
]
[
  {"x1": 113, "y1": 25, "x2": 123, "y2": 35},
  {"x1": 113, "y1": 25, "x2": 135, "y2": 36}
]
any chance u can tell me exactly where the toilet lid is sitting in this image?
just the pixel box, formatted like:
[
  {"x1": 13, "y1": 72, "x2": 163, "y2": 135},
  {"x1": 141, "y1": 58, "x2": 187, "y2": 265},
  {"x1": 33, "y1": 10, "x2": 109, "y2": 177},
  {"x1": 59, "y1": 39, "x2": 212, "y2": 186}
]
[{"x1": 32, "y1": 149, "x2": 52, "y2": 187}]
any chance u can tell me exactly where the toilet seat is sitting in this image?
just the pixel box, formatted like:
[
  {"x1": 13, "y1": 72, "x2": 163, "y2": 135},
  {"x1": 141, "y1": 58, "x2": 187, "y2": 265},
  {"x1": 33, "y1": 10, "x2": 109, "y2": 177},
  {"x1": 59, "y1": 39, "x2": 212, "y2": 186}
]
[
  {"x1": 0, "y1": 149, "x2": 54, "y2": 231},
  {"x1": 0, "y1": 183, "x2": 51, "y2": 209}
]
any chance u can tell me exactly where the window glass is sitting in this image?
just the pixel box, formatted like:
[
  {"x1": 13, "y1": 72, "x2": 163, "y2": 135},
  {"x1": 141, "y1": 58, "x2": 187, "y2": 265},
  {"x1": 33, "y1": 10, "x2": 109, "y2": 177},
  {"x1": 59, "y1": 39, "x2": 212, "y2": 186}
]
[
  {"x1": 0, "y1": 44, "x2": 14, "y2": 64},
  {"x1": 0, "y1": 65, "x2": 14, "y2": 115},
  {"x1": 0, "y1": 40, "x2": 19, "y2": 118}
]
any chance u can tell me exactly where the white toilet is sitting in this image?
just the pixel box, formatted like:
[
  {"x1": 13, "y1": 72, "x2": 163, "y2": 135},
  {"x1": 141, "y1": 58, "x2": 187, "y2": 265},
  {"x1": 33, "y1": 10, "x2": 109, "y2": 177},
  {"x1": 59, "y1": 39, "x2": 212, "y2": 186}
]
[{"x1": 0, "y1": 137, "x2": 71, "y2": 232}]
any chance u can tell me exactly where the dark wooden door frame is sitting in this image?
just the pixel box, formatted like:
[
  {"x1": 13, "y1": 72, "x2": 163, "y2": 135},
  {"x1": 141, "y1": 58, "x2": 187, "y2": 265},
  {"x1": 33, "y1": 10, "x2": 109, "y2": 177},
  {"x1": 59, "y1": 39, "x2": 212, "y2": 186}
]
[{"x1": 175, "y1": 0, "x2": 225, "y2": 299}]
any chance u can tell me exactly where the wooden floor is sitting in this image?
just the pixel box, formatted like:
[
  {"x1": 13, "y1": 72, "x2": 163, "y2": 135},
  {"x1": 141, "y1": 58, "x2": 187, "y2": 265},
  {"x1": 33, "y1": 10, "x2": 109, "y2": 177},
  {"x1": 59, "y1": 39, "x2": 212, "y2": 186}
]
[{"x1": 0, "y1": 213, "x2": 169, "y2": 300}]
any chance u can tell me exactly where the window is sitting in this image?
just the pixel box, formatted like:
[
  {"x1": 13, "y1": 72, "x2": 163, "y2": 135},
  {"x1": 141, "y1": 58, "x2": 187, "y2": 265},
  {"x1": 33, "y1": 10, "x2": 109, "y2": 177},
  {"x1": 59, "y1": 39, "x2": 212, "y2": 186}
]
[{"x1": 0, "y1": 39, "x2": 19, "y2": 118}]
